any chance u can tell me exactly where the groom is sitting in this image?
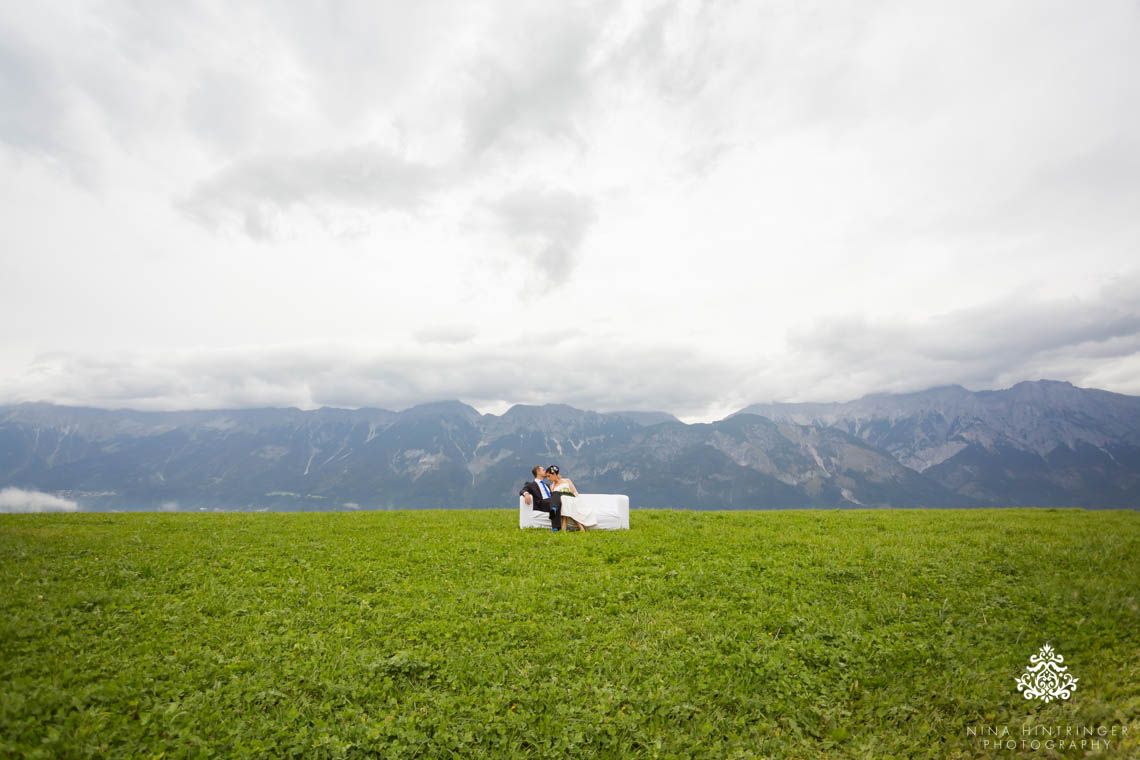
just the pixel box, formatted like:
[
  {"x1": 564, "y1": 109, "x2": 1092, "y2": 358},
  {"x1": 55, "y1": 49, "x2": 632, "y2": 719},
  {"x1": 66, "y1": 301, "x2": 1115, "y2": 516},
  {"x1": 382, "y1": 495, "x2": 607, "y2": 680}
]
[{"x1": 520, "y1": 465, "x2": 564, "y2": 532}]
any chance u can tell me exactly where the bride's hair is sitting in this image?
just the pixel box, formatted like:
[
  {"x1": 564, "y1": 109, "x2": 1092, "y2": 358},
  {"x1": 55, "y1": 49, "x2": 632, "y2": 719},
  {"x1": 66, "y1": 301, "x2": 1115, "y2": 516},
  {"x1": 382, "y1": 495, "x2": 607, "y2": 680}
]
[{"x1": 547, "y1": 465, "x2": 560, "y2": 476}]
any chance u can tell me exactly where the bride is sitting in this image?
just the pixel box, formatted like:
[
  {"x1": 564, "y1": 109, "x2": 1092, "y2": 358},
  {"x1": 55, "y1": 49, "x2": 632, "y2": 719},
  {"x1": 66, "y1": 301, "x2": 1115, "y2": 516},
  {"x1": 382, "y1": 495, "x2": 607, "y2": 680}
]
[{"x1": 547, "y1": 465, "x2": 596, "y2": 531}]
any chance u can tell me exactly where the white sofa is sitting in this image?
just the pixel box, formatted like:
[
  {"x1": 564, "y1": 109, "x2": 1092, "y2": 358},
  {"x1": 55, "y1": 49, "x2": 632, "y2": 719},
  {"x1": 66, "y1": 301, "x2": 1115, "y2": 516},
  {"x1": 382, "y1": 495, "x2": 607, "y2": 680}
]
[{"x1": 518, "y1": 494, "x2": 630, "y2": 530}]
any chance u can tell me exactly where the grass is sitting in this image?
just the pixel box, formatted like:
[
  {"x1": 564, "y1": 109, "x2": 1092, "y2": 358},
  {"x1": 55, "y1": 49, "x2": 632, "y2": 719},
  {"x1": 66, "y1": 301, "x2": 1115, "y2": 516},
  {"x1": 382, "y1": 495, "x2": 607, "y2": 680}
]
[{"x1": 1, "y1": 508, "x2": 1138, "y2": 759}]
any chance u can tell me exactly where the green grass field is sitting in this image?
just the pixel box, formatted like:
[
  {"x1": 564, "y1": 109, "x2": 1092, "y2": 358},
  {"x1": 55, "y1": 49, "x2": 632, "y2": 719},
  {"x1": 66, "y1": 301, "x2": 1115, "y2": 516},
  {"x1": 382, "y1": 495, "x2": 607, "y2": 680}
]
[{"x1": 2, "y1": 509, "x2": 1138, "y2": 759}]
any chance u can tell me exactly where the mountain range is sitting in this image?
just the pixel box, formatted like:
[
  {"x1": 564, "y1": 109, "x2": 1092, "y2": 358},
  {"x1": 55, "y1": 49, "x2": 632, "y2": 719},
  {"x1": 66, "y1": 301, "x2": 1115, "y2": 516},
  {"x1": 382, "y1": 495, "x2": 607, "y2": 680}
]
[{"x1": 2, "y1": 379, "x2": 1138, "y2": 510}]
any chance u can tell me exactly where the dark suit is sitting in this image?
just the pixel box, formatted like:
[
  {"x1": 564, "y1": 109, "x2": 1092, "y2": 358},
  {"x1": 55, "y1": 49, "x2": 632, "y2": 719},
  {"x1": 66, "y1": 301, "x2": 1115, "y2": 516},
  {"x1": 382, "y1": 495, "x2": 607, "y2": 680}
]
[{"x1": 520, "y1": 479, "x2": 563, "y2": 530}]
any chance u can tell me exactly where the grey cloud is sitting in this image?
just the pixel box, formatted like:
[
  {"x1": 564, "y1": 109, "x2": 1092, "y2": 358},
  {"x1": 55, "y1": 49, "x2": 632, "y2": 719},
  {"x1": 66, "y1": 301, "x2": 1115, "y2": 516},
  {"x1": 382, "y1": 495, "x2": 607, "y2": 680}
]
[
  {"x1": 309, "y1": 343, "x2": 739, "y2": 415},
  {"x1": 165, "y1": 3, "x2": 731, "y2": 246},
  {"x1": 486, "y1": 187, "x2": 596, "y2": 272},
  {"x1": 183, "y1": 69, "x2": 264, "y2": 155},
  {"x1": 5, "y1": 1, "x2": 1140, "y2": 421},
  {"x1": 5, "y1": 279, "x2": 1140, "y2": 419},
  {"x1": 414, "y1": 326, "x2": 477, "y2": 345},
  {"x1": 873, "y1": 138, "x2": 1140, "y2": 257},
  {"x1": 266, "y1": 2, "x2": 472, "y2": 126},
  {"x1": 0, "y1": 341, "x2": 745, "y2": 420},
  {"x1": 606, "y1": 0, "x2": 723, "y2": 101},
  {"x1": 181, "y1": 151, "x2": 601, "y2": 269},
  {"x1": 459, "y1": 8, "x2": 601, "y2": 156},
  {"x1": 783, "y1": 276, "x2": 1140, "y2": 401},
  {"x1": 173, "y1": 4, "x2": 610, "y2": 240},
  {"x1": 0, "y1": 24, "x2": 89, "y2": 178},
  {"x1": 181, "y1": 145, "x2": 446, "y2": 236},
  {"x1": 1033, "y1": 135, "x2": 1140, "y2": 200},
  {"x1": 0, "y1": 3, "x2": 218, "y2": 181}
]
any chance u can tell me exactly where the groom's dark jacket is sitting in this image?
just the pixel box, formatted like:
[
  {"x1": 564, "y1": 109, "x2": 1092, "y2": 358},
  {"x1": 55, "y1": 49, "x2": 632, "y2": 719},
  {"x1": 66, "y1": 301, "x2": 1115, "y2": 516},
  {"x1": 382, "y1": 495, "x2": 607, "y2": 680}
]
[{"x1": 520, "y1": 480, "x2": 561, "y2": 513}]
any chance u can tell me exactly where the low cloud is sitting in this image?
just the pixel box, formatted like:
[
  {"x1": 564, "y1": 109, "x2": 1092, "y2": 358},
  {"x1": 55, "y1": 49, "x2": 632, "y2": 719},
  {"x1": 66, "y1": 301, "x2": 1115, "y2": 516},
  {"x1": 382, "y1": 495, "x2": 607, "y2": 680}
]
[
  {"x1": 0, "y1": 340, "x2": 745, "y2": 420},
  {"x1": 780, "y1": 276, "x2": 1140, "y2": 402},
  {"x1": 0, "y1": 488, "x2": 79, "y2": 513},
  {"x1": 3, "y1": 273, "x2": 1140, "y2": 420},
  {"x1": 158, "y1": 501, "x2": 179, "y2": 512}
]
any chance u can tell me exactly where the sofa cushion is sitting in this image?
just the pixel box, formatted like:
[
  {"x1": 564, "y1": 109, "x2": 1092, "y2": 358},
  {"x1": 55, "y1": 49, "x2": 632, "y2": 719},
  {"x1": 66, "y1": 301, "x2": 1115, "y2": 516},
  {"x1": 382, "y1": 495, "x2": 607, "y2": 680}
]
[{"x1": 518, "y1": 494, "x2": 630, "y2": 530}]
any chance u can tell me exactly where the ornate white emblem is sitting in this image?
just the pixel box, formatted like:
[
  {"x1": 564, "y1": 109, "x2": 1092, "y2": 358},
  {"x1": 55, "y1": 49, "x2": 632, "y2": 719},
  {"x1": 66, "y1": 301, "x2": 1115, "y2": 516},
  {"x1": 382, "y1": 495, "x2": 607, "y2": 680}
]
[{"x1": 1015, "y1": 643, "x2": 1078, "y2": 702}]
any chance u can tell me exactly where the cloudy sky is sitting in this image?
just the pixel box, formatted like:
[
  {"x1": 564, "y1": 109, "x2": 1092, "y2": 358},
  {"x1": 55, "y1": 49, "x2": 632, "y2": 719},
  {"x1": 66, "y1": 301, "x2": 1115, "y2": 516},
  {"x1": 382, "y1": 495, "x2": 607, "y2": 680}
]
[{"x1": 2, "y1": 1, "x2": 1138, "y2": 422}]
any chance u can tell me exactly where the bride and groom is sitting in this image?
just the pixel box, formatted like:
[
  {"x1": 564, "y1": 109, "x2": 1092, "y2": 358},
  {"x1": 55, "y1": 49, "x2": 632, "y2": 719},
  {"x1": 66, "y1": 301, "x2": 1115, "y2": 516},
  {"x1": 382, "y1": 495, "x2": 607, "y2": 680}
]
[{"x1": 519, "y1": 464, "x2": 597, "y2": 532}]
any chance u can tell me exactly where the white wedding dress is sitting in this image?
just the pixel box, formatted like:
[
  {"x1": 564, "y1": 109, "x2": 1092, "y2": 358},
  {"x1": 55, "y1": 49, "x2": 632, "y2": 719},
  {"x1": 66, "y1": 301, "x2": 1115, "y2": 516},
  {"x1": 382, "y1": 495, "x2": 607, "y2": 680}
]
[{"x1": 554, "y1": 479, "x2": 597, "y2": 528}]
